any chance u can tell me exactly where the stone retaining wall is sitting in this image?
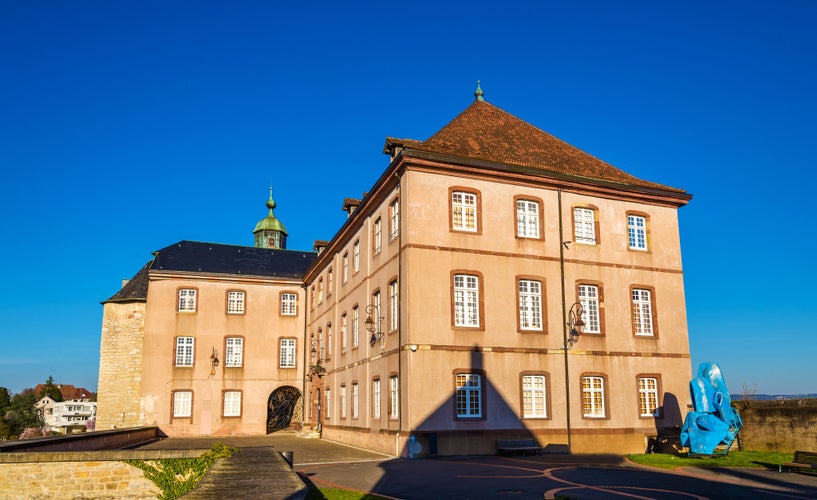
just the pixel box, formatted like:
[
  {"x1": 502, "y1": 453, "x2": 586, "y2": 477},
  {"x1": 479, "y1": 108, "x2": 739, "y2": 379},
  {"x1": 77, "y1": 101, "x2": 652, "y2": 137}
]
[
  {"x1": 0, "y1": 427, "x2": 160, "y2": 453},
  {"x1": 0, "y1": 449, "x2": 207, "y2": 500},
  {"x1": 734, "y1": 399, "x2": 817, "y2": 453}
]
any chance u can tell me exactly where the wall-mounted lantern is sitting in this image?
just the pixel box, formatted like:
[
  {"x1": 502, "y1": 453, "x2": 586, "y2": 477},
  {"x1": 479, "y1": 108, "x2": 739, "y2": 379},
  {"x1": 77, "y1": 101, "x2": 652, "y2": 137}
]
[
  {"x1": 365, "y1": 304, "x2": 384, "y2": 349},
  {"x1": 566, "y1": 302, "x2": 585, "y2": 349},
  {"x1": 210, "y1": 347, "x2": 220, "y2": 375}
]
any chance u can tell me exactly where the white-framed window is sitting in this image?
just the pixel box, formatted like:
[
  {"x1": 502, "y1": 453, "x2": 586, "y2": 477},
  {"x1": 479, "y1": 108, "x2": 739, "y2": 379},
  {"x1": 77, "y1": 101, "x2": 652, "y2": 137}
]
[
  {"x1": 326, "y1": 323, "x2": 333, "y2": 358},
  {"x1": 573, "y1": 207, "x2": 596, "y2": 245},
  {"x1": 373, "y1": 379, "x2": 381, "y2": 419},
  {"x1": 341, "y1": 313, "x2": 348, "y2": 353},
  {"x1": 353, "y1": 240, "x2": 360, "y2": 272},
  {"x1": 522, "y1": 374, "x2": 547, "y2": 418},
  {"x1": 325, "y1": 388, "x2": 331, "y2": 420},
  {"x1": 352, "y1": 383, "x2": 359, "y2": 419},
  {"x1": 582, "y1": 376, "x2": 605, "y2": 417},
  {"x1": 328, "y1": 269, "x2": 333, "y2": 296},
  {"x1": 352, "y1": 306, "x2": 359, "y2": 348},
  {"x1": 342, "y1": 253, "x2": 349, "y2": 283},
  {"x1": 455, "y1": 373, "x2": 482, "y2": 418},
  {"x1": 451, "y1": 191, "x2": 478, "y2": 232},
  {"x1": 389, "y1": 375, "x2": 399, "y2": 420},
  {"x1": 281, "y1": 293, "x2": 297, "y2": 316},
  {"x1": 341, "y1": 385, "x2": 347, "y2": 419},
  {"x1": 318, "y1": 279, "x2": 323, "y2": 303},
  {"x1": 175, "y1": 337, "x2": 194, "y2": 367},
  {"x1": 223, "y1": 391, "x2": 241, "y2": 417},
  {"x1": 628, "y1": 214, "x2": 647, "y2": 250},
  {"x1": 173, "y1": 391, "x2": 192, "y2": 418},
  {"x1": 178, "y1": 289, "x2": 197, "y2": 312},
  {"x1": 518, "y1": 279, "x2": 543, "y2": 331},
  {"x1": 226, "y1": 291, "x2": 245, "y2": 314},
  {"x1": 454, "y1": 274, "x2": 480, "y2": 327},
  {"x1": 578, "y1": 284, "x2": 600, "y2": 334},
  {"x1": 280, "y1": 338, "x2": 296, "y2": 368},
  {"x1": 374, "y1": 217, "x2": 382, "y2": 254},
  {"x1": 632, "y1": 289, "x2": 654, "y2": 336},
  {"x1": 389, "y1": 280, "x2": 398, "y2": 331},
  {"x1": 389, "y1": 198, "x2": 399, "y2": 239},
  {"x1": 225, "y1": 337, "x2": 243, "y2": 367},
  {"x1": 638, "y1": 377, "x2": 659, "y2": 417},
  {"x1": 516, "y1": 199, "x2": 540, "y2": 238}
]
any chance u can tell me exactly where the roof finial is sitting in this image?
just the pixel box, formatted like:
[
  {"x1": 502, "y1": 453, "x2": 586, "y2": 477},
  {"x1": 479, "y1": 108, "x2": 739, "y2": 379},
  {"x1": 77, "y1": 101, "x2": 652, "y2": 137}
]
[
  {"x1": 266, "y1": 185, "x2": 276, "y2": 211},
  {"x1": 474, "y1": 80, "x2": 484, "y2": 101}
]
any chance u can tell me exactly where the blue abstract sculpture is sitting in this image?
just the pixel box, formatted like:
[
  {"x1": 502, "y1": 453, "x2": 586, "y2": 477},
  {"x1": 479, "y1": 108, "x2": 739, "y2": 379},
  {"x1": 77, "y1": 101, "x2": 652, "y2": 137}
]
[{"x1": 680, "y1": 362, "x2": 743, "y2": 455}]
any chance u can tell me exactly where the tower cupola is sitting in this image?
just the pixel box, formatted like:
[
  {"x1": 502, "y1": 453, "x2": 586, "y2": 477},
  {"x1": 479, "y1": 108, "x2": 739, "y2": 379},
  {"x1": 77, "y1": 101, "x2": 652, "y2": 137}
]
[{"x1": 253, "y1": 187, "x2": 288, "y2": 249}]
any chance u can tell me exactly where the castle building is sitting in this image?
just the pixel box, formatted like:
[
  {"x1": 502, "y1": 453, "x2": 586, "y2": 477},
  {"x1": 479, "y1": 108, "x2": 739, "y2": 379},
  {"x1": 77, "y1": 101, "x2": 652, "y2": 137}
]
[
  {"x1": 98, "y1": 88, "x2": 692, "y2": 455},
  {"x1": 303, "y1": 88, "x2": 692, "y2": 455},
  {"x1": 96, "y1": 193, "x2": 315, "y2": 434}
]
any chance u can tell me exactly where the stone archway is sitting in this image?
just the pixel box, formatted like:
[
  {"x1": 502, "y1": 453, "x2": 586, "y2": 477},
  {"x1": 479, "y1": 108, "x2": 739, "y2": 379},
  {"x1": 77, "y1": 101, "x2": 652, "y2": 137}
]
[{"x1": 267, "y1": 386, "x2": 303, "y2": 433}]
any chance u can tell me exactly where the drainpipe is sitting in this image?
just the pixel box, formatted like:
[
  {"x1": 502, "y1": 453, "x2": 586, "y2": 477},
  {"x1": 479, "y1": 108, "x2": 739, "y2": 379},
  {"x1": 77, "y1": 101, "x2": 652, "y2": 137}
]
[
  {"x1": 558, "y1": 188, "x2": 572, "y2": 453},
  {"x1": 301, "y1": 282, "x2": 309, "y2": 432},
  {"x1": 395, "y1": 172, "x2": 404, "y2": 456}
]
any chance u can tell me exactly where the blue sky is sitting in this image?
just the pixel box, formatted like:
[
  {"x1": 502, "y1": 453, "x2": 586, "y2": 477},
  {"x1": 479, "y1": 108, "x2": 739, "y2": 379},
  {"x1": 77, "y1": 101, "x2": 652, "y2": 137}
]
[{"x1": 1, "y1": 1, "x2": 815, "y2": 396}]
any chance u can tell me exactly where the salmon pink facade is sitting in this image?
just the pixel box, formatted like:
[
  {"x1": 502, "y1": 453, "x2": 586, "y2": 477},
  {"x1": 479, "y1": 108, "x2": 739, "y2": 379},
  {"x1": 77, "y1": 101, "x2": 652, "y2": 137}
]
[
  {"x1": 99, "y1": 93, "x2": 692, "y2": 455},
  {"x1": 303, "y1": 96, "x2": 692, "y2": 455}
]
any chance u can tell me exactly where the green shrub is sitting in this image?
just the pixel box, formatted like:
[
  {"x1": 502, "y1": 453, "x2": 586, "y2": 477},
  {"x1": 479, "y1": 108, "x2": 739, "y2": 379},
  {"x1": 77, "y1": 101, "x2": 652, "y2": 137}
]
[{"x1": 124, "y1": 442, "x2": 237, "y2": 499}]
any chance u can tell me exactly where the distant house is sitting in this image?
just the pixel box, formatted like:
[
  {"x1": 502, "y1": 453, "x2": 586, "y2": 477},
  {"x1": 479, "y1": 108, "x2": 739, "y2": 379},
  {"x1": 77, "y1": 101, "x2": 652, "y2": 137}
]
[
  {"x1": 36, "y1": 396, "x2": 97, "y2": 433},
  {"x1": 98, "y1": 88, "x2": 693, "y2": 455},
  {"x1": 33, "y1": 383, "x2": 94, "y2": 402}
]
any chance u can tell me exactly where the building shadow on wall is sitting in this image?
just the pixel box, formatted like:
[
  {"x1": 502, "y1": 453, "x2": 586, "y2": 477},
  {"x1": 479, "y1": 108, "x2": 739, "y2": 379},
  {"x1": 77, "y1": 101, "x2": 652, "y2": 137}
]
[
  {"x1": 356, "y1": 345, "x2": 618, "y2": 499},
  {"x1": 399, "y1": 345, "x2": 556, "y2": 458}
]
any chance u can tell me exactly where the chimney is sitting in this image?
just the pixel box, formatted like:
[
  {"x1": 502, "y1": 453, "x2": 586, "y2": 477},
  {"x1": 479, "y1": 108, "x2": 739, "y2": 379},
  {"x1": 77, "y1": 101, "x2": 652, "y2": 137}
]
[
  {"x1": 313, "y1": 240, "x2": 330, "y2": 255},
  {"x1": 342, "y1": 198, "x2": 361, "y2": 218}
]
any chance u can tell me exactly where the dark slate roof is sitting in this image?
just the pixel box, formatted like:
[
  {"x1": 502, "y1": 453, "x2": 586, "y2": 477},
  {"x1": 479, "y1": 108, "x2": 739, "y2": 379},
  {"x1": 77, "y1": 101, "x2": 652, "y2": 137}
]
[
  {"x1": 150, "y1": 240, "x2": 316, "y2": 279},
  {"x1": 103, "y1": 261, "x2": 151, "y2": 303},
  {"x1": 391, "y1": 99, "x2": 688, "y2": 196}
]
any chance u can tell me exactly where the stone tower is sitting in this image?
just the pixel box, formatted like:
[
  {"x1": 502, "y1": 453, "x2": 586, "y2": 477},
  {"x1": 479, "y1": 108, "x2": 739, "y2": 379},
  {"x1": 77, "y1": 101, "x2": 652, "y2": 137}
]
[
  {"x1": 95, "y1": 264, "x2": 149, "y2": 430},
  {"x1": 253, "y1": 187, "x2": 288, "y2": 249}
]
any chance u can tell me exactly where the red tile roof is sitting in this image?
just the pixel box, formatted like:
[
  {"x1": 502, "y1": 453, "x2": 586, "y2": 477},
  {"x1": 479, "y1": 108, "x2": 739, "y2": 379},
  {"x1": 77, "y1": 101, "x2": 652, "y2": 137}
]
[
  {"x1": 397, "y1": 99, "x2": 686, "y2": 194},
  {"x1": 34, "y1": 384, "x2": 94, "y2": 400}
]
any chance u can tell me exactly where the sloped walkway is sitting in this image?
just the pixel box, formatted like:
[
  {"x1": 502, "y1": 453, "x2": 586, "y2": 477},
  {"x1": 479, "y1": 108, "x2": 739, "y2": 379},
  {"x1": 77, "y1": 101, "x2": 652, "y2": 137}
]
[
  {"x1": 182, "y1": 446, "x2": 306, "y2": 499},
  {"x1": 135, "y1": 432, "x2": 391, "y2": 499}
]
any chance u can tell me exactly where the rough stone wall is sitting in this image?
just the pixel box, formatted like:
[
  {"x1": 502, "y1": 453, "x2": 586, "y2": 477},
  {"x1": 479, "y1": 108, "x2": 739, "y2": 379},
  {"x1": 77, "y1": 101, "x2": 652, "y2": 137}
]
[
  {"x1": 0, "y1": 461, "x2": 157, "y2": 500},
  {"x1": 96, "y1": 302, "x2": 146, "y2": 430},
  {"x1": 734, "y1": 399, "x2": 817, "y2": 453}
]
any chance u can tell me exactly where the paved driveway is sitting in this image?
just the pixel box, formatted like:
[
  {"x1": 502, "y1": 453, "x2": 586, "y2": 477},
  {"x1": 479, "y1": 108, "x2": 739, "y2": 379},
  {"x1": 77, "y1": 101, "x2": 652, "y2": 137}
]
[
  {"x1": 141, "y1": 433, "x2": 817, "y2": 500},
  {"x1": 298, "y1": 454, "x2": 817, "y2": 500}
]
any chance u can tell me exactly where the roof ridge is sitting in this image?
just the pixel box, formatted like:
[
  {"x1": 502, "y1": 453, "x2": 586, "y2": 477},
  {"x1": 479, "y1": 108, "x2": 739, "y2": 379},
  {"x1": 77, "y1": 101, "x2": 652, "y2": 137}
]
[
  {"x1": 407, "y1": 99, "x2": 685, "y2": 194},
  {"x1": 160, "y1": 240, "x2": 315, "y2": 255}
]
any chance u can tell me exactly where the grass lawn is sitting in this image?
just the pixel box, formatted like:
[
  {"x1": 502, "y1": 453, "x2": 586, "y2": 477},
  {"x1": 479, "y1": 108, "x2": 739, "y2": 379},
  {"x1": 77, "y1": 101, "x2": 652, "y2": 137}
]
[
  {"x1": 305, "y1": 485, "x2": 390, "y2": 500},
  {"x1": 627, "y1": 450, "x2": 794, "y2": 470}
]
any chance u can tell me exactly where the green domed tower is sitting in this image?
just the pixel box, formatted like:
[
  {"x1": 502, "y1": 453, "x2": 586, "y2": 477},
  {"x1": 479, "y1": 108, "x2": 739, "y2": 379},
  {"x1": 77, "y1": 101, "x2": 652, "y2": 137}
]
[{"x1": 253, "y1": 187, "x2": 288, "y2": 249}]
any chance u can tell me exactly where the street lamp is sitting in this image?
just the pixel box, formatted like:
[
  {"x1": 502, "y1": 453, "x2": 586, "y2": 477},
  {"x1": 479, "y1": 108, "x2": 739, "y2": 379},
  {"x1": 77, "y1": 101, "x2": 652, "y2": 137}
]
[
  {"x1": 209, "y1": 348, "x2": 220, "y2": 376},
  {"x1": 566, "y1": 302, "x2": 585, "y2": 349},
  {"x1": 308, "y1": 332, "x2": 326, "y2": 380},
  {"x1": 365, "y1": 304, "x2": 384, "y2": 349}
]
